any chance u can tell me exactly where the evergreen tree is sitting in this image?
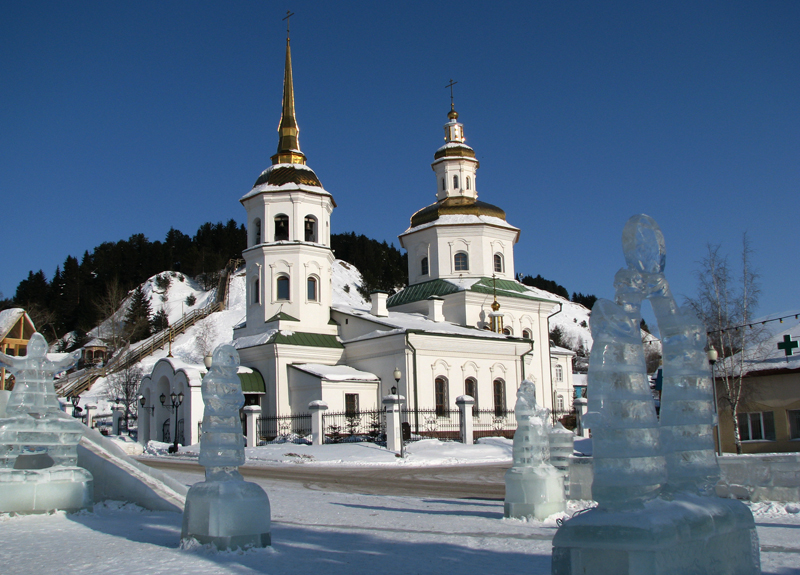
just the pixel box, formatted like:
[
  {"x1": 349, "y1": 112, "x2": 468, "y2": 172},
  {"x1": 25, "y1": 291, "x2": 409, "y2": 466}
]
[
  {"x1": 518, "y1": 273, "x2": 570, "y2": 299},
  {"x1": 571, "y1": 292, "x2": 598, "y2": 310},
  {"x1": 151, "y1": 308, "x2": 169, "y2": 332},
  {"x1": 124, "y1": 285, "x2": 152, "y2": 343}
]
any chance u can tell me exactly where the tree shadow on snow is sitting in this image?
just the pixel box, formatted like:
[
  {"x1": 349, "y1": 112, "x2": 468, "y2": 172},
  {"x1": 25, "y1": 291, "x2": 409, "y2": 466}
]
[{"x1": 330, "y1": 501, "x2": 503, "y2": 520}]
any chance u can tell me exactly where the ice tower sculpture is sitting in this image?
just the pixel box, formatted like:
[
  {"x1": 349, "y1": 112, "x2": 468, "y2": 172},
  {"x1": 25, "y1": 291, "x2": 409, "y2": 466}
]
[
  {"x1": 504, "y1": 379, "x2": 565, "y2": 520},
  {"x1": 0, "y1": 332, "x2": 93, "y2": 513},
  {"x1": 181, "y1": 344, "x2": 271, "y2": 549},
  {"x1": 552, "y1": 215, "x2": 760, "y2": 575}
]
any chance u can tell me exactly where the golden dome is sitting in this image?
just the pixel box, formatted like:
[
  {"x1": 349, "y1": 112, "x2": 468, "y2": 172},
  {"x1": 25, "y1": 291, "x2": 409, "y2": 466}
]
[
  {"x1": 409, "y1": 196, "x2": 506, "y2": 228},
  {"x1": 253, "y1": 164, "x2": 321, "y2": 188}
]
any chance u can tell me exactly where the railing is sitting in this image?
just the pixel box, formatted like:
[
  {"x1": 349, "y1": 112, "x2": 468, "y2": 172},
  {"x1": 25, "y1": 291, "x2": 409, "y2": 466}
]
[
  {"x1": 473, "y1": 408, "x2": 517, "y2": 439},
  {"x1": 323, "y1": 409, "x2": 386, "y2": 444},
  {"x1": 57, "y1": 300, "x2": 223, "y2": 398},
  {"x1": 402, "y1": 408, "x2": 462, "y2": 441},
  {"x1": 257, "y1": 413, "x2": 312, "y2": 443}
]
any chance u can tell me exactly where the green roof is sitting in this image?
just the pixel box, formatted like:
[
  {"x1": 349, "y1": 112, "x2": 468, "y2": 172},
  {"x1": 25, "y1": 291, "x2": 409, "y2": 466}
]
[
  {"x1": 469, "y1": 278, "x2": 553, "y2": 302},
  {"x1": 271, "y1": 331, "x2": 343, "y2": 348},
  {"x1": 387, "y1": 277, "x2": 554, "y2": 308},
  {"x1": 238, "y1": 370, "x2": 266, "y2": 393},
  {"x1": 266, "y1": 311, "x2": 299, "y2": 322},
  {"x1": 387, "y1": 279, "x2": 460, "y2": 307}
]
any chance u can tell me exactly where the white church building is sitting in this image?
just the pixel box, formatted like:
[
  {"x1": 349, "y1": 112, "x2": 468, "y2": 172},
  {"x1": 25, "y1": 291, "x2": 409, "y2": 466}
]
[{"x1": 139, "y1": 36, "x2": 575, "y2": 444}]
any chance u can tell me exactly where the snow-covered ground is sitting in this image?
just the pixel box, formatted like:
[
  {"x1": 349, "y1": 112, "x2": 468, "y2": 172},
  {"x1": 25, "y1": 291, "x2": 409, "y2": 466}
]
[{"x1": 2, "y1": 464, "x2": 798, "y2": 575}]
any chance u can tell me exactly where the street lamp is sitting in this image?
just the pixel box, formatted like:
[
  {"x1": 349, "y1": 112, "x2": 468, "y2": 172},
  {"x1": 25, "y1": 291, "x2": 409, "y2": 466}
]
[
  {"x1": 160, "y1": 391, "x2": 184, "y2": 454},
  {"x1": 708, "y1": 346, "x2": 722, "y2": 456},
  {"x1": 139, "y1": 395, "x2": 155, "y2": 414},
  {"x1": 393, "y1": 368, "x2": 404, "y2": 458},
  {"x1": 70, "y1": 395, "x2": 82, "y2": 419}
]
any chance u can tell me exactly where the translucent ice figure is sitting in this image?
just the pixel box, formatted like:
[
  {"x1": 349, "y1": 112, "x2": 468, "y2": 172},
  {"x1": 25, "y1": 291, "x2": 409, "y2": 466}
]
[
  {"x1": 0, "y1": 332, "x2": 92, "y2": 513},
  {"x1": 622, "y1": 214, "x2": 719, "y2": 494},
  {"x1": 504, "y1": 379, "x2": 565, "y2": 520},
  {"x1": 182, "y1": 344, "x2": 271, "y2": 549},
  {"x1": 584, "y1": 297, "x2": 666, "y2": 510}
]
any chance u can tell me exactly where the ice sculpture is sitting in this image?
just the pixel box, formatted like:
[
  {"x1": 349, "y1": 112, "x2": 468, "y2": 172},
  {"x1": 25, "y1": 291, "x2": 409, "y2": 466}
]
[
  {"x1": 504, "y1": 379, "x2": 565, "y2": 520},
  {"x1": 0, "y1": 332, "x2": 93, "y2": 513},
  {"x1": 552, "y1": 215, "x2": 760, "y2": 575},
  {"x1": 181, "y1": 344, "x2": 271, "y2": 549},
  {"x1": 622, "y1": 215, "x2": 719, "y2": 494}
]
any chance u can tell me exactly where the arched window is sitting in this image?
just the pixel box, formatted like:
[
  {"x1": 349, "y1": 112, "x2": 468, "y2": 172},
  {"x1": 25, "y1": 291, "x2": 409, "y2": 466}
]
[
  {"x1": 465, "y1": 377, "x2": 478, "y2": 409},
  {"x1": 453, "y1": 175, "x2": 459, "y2": 189},
  {"x1": 503, "y1": 327, "x2": 512, "y2": 336},
  {"x1": 274, "y1": 215, "x2": 289, "y2": 241},
  {"x1": 555, "y1": 364, "x2": 564, "y2": 383},
  {"x1": 493, "y1": 378, "x2": 506, "y2": 416},
  {"x1": 454, "y1": 252, "x2": 468, "y2": 272},
  {"x1": 253, "y1": 219, "x2": 262, "y2": 246},
  {"x1": 557, "y1": 394, "x2": 565, "y2": 412},
  {"x1": 307, "y1": 276, "x2": 318, "y2": 301},
  {"x1": 252, "y1": 278, "x2": 260, "y2": 305},
  {"x1": 421, "y1": 257, "x2": 429, "y2": 276},
  {"x1": 494, "y1": 253, "x2": 504, "y2": 273},
  {"x1": 466, "y1": 176, "x2": 471, "y2": 190},
  {"x1": 442, "y1": 177, "x2": 446, "y2": 191},
  {"x1": 304, "y1": 216, "x2": 317, "y2": 242},
  {"x1": 276, "y1": 275, "x2": 290, "y2": 301},
  {"x1": 522, "y1": 328, "x2": 532, "y2": 340},
  {"x1": 435, "y1": 376, "x2": 449, "y2": 417}
]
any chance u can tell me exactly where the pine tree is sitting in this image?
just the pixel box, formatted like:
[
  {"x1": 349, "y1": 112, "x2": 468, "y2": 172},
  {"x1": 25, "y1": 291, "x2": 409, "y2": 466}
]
[
  {"x1": 124, "y1": 285, "x2": 152, "y2": 343},
  {"x1": 151, "y1": 308, "x2": 169, "y2": 333}
]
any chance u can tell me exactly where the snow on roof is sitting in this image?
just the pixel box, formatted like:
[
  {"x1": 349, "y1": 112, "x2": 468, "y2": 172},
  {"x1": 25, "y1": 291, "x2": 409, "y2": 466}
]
[
  {"x1": 333, "y1": 304, "x2": 511, "y2": 342},
  {"x1": 733, "y1": 311, "x2": 800, "y2": 374},
  {"x1": 233, "y1": 329, "x2": 279, "y2": 351},
  {"x1": 550, "y1": 345, "x2": 576, "y2": 356},
  {"x1": 0, "y1": 308, "x2": 29, "y2": 340},
  {"x1": 403, "y1": 213, "x2": 518, "y2": 234},
  {"x1": 435, "y1": 142, "x2": 476, "y2": 153},
  {"x1": 84, "y1": 338, "x2": 107, "y2": 348},
  {"x1": 291, "y1": 363, "x2": 379, "y2": 382}
]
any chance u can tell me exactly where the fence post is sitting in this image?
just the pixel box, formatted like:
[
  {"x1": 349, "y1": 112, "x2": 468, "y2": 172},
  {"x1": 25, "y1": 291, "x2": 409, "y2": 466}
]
[
  {"x1": 574, "y1": 397, "x2": 589, "y2": 437},
  {"x1": 308, "y1": 400, "x2": 329, "y2": 446},
  {"x1": 243, "y1": 405, "x2": 261, "y2": 448},
  {"x1": 456, "y1": 395, "x2": 475, "y2": 444},
  {"x1": 382, "y1": 393, "x2": 405, "y2": 454},
  {"x1": 112, "y1": 408, "x2": 123, "y2": 435}
]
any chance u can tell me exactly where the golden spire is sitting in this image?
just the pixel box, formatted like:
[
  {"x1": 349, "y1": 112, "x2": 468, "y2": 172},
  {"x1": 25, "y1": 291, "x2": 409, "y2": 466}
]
[{"x1": 272, "y1": 14, "x2": 306, "y2": 166}]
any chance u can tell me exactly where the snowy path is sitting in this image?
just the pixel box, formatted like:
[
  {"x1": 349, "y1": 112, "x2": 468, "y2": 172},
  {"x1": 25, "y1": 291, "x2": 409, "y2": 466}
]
[{"x1": 2, "y1": 467, "x2": 799, "y2": 575}]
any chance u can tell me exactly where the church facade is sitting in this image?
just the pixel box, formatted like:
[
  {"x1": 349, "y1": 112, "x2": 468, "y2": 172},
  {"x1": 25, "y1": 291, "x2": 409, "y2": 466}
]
[{"x1": 232, "y1": 37, "x2": 574, "y2": 426}]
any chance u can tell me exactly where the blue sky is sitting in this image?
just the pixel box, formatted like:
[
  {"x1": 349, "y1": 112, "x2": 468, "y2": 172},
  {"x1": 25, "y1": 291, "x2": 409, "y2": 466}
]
[{"x1": 1, "y1": 1, "x2": 798, "y2": 320}]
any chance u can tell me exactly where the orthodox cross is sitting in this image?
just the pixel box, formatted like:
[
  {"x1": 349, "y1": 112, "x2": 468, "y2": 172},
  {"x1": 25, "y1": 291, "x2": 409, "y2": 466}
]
[
  {"x1": 283, "y1": 10, "x2": 295, "y2": 38},
  {"x1": 446, "y1": 79, "x2": 458, "y2": 109},
  {"x1": 777, "y1": 334, "x2": 798, "y2": 358}
]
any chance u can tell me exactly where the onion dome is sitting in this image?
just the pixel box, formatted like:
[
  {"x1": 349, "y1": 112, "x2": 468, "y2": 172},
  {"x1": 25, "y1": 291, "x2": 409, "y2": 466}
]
[{"x1": 409, "y1": 196, "x2": 506, "y2": 228}]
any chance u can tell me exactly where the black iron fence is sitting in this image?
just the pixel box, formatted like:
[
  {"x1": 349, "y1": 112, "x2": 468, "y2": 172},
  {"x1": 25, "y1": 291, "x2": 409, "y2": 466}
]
[
  {"x1": 323, "y1": 409, "x2": 385, "y2": 444},
  {"x1": 473, "y1": 408, "x2": 516, "y2": 439},
  {"x1": 401, "y1": 408, "x2": 462, "y2": 441},
  {"x1": 257, "y1": 413, "x2": 312, "y2": 443}
]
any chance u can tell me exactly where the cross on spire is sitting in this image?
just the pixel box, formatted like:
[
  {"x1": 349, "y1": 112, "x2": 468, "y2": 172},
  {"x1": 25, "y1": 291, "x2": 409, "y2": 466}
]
[
  {"x1": 283, "y1": 10, "x2": 295, "y2": 39},
  {"x1": 778, "y1": 334, "x2": 798, "y2": 357},
  {"x1": 446, "y1": 79, "x2": 458, "y2": 110}
]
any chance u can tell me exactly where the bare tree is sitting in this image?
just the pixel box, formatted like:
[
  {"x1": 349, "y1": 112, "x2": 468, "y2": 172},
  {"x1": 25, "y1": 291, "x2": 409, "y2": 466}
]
[
  {"x1": 106, "y1": 363, "x2": 143, "y2": 432},
  {"x1": 96, "y1": 277, "x2": 126, "y2": 350},
  {"x1": 685, "y1": 234, "x2": 767, "y2": 453},
  {"x1": 194, "y1": 317, "x2": 218, "y2": 361}
]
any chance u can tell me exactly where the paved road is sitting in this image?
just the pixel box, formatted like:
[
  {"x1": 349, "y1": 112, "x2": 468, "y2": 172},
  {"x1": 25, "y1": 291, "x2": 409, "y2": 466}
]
[{"x1": 138, "y1": 457, "x2": 509, "y2": 499}]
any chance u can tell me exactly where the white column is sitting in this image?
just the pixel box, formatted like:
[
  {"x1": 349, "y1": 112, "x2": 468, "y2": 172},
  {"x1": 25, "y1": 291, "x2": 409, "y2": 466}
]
[
  {"x1": 243, "y1": 405, "x2": 262, "y2": 448},
  {"x1": 308, "y1": 400, "x2": 329, "y2": 446},
  {"x1": 382, "y1": 394, "x2": 405, "y2": 454},
  {"x1": 456, "y1": 395, "x2": 475, "y2": 445},
  {"x1": 85, "y1": 405, "x2": 96, "y2": 429},
  {"x1": 112, "y1": 409, "x2": 123, "y2": 435},
  {"x1": 574, "y1": 397, "x2": 588, "y2": 437}
]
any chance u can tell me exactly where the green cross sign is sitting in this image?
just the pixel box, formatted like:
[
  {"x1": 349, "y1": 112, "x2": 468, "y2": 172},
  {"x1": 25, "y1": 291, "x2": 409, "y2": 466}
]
[{"x1": 777, "y1": 334, "x2": 799, "y2": 357}]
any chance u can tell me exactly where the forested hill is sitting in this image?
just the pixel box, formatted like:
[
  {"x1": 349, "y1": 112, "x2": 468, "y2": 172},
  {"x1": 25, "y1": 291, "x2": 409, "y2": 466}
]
[{"x1": 3, "y1": 225, "x2": 407, "y2": 342}]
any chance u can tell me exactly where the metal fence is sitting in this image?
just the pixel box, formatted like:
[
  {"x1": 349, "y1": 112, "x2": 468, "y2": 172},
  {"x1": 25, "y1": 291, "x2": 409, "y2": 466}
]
[
  {"x1": 402, "y1": 408, "x2": 462, "y2": 441},
  {"x1": 257, "y1": 413, "x2": 312, "y2": 443},
  {"x1": 473, "y1": 408, "x2": 516, "y2": 439},
  {"x1": 322, "y1": 409, "x2": 386, "y2": 444}
]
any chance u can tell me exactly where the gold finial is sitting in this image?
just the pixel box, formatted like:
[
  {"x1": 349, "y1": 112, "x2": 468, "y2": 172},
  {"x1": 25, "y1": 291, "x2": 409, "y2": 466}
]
[
  {"x1": 283, "y1": 10, "x2": 294, "y2": 40},
  {"x1": 272, "y1": 12, "x2": 306, "y2": 165},
  {"x1": 491, "y1": 273, "x2": 500, "y2": 311},
  {"x1": 446, "y1": 79, "x2": 458, "y2": 119}
]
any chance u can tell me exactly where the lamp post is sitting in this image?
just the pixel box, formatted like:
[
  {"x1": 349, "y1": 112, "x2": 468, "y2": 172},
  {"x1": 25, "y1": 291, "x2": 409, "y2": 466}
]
[
  {"x1": 139, "y1": 395, "x2": 155, "y2": 414},
  {"x1": 160, "y1": 391, "x2": 184, "y2": 454},
  {"x1": 70, "y1": 395, "x2": 82, "y2": 419},
  {"x1": 708, "y1": 346, "x2": 722, "y2": 456},
  {"x1": 393, "y1": 367, "x2": 404, "y2": 458}
]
